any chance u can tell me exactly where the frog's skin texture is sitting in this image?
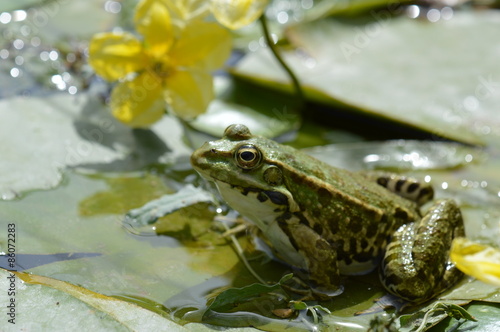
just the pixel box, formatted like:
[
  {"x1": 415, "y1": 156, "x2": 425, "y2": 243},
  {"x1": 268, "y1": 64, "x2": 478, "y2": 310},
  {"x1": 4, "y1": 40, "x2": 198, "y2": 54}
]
[{"x1": 191, "y1": 124, "x2": 465, "y2": 302}]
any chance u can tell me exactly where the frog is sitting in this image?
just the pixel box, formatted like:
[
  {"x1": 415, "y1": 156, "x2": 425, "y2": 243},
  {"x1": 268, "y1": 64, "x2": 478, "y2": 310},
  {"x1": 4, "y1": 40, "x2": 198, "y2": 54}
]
[{"x1": 190, "y1": 124, "x2": 465, "y2": 302}]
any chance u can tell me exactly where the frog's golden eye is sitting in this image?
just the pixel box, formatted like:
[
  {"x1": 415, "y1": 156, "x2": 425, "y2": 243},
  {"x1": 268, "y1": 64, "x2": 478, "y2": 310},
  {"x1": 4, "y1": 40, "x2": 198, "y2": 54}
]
[{"x1": 235, "y1": 145, "x2": 262, "y2": 169}]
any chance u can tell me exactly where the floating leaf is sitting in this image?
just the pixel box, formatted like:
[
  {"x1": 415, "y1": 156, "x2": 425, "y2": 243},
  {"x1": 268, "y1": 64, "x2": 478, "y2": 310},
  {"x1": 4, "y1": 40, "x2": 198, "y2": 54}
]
[
  {"x1": 234, "y1": 12, "x2": 500, "y2": 145},
  {"x1": 205, "y1": 273, "x2": 293, "y2": 314},
  {"x1": 0, "y1": 268, "x2": 187, "y2": 331}
]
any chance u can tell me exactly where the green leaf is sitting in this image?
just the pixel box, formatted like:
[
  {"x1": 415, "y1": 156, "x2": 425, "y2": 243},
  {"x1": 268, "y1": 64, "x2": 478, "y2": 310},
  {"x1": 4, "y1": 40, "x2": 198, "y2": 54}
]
[
  {"x1": 0, "y1": 268, "x2": 186, "y2": 331},
  {"x1": 190, "y1": 77, "x2": 301, "y2": 139},
  {"x1": 205, "y1": 273, "x2": 293, "y2": 314},
  {"x1": 233, "y1": 12, "x2": 500, "y2": 145},
  {"x1": 0, "y1": 93, "x2": 189, "y2": 199}
]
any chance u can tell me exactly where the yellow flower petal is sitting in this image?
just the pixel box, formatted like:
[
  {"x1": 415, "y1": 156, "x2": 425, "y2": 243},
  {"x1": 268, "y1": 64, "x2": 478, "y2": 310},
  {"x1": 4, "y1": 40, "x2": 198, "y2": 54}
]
[
  {"x1": 165, "y1": 69, "x2": 213, "y2": 119},
  {"x1": 89, "y1": 32, "x2": 148, "y2": 81},
  {"x1": 134, "y1": 0, "x2": 174, "y2": 58},
  {"x1": 166, "y1": 0, "x2": 210, "y2": 21},
  {"x1": 170, "y1": 21, "x2": 232, "y2": 70},
  {"x1": 210, "y1": 0, "x2": 268, "y2": 30},
  {"x1": 110, "y1": 71, "x2": 165, "y2": 127},
  {"x1": 450, "y1": 237, "x2": 500, "y2": 286}
]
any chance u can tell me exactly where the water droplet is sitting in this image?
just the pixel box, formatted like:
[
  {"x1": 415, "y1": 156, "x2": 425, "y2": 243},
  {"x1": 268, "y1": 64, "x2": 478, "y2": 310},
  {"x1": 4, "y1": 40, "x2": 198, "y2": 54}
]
[
  {"x1": 66, "y1": 52, "x2": 76, "y2": 62},
  {"x1": 0, "y1": 12, "x2": 12, "y2": 24},
  {"x1": 13, "y1": 39, "x2": 24, "y2": 50},
  {"x1": 465, "y1": 154, "x2": 473, "y2": 163},
  {"x1": 461, "y1": 179, "x2": 469, "y2": 187},
  {"x1": 49, "y1": 50, "x2": 59, "y2": 61},
  {"x1": 104, "y1": 1, "x2": 122, "y2": 14},
  {"x1": 14, "y1": 55, "x2": 24, "y2": 65},
  {"x1": 10, "y1": 67, "x2": 20, "y2": 78},
  {"x1": 441, "y1": 7, "x2": 453, "y2": 20},
  {"x1": 301, "y1": 0, "x2": 313, "y2": 10},
  {"x1": 427, "y1": 8, "x2": 440, "y2": 22},
  {"x1": 277, "y1": 11, "x2": 289, "y2": 24},
  {"x1": 51, "y1": 74, "x2": 66, "y2": 90},
  {"x1": 407, "y1": 5, "x2": 420, "y2": 19},
  {"x1": 31, "y1": 36, "x2": 41, "y2": 47},
  {"x1": 20, "y1": 25, "x2": 31, "y2": 36},
  {"x1": 424, "y1": 175, "x2": 432, "y2": 183},
  {"x1": 40, "y1": 51, "x2": 50, "y2": 61},
  {"x1": 12, "y1": 10, "x2": 27, "y2": 22},
  {"x1": 441, "y1": 182, "x2": 448, "y2": 190},
  {"x1": 480, "y1": 181, "x2": 488, "y2": 188},
  {"x1": 248, "y1": 40, "x2": 259, "y2": 52},
  {"x1": 216, "y1": 207, "x2": 223, "y2": 214},
  {"x1": 0, "y1": 49, "x2": 9, "y2": 59},
  {"x1": 68, "y1": 86, "x2": 78, "y2": 95}
]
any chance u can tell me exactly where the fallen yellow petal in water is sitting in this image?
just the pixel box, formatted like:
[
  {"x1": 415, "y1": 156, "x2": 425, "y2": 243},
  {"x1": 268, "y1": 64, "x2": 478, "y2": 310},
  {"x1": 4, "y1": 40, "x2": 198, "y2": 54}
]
[{"x1": 450, "y1": 237, "x2": 500, "y2": 286}]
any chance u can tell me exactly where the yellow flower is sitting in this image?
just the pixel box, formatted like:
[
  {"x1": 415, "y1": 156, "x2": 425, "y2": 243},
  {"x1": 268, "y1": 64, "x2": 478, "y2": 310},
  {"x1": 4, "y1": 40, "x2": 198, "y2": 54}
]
[
  {"x1": 450, "y1": 237, "x2": 500, "y2": 286},
  {"x1": 210, "y1": 0, "x2": 269, "y2": 30},
  {"x1": 89, "y1": 0, "x2": 231, "y2": 127}
]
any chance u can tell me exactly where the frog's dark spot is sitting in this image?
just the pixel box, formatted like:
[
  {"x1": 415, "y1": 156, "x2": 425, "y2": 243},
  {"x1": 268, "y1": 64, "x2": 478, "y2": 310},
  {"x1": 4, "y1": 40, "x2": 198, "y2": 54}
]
[
  {"x1": 417, "y1": 187, "x2": 433, "y2": 201},
  {"x1": 328, "y1": 218, "x2": 340, "y2": 234},
  {"x1": 395, "y1": 179, "x2": 406, "y2": 192},
  {"x1": 257, "y1": 192, "x2": 268, "y2": 202},
  {"x1": 311, "y1": 208, "x2": 322, "y2": 218},
  {"x1": 382, "y1": 272, "x2": 404, "y2": 289},
  {"x1": 350, "y1": 238, "x2": 357, "y2": 253},
  {"x1": 365, "y1": 222, "x2": 378, "y2": 239},
  {"x1": 318, "y1": 188, "x2": 332, "y2": 206},
  {"x1": 294, "y1": 212, "x2": 310, "y2": 228},
  {"x1": 407, "y1": 182, "x2": 420, "y2": 193},
  {"x1": 277, "y1": 222, "x2": 299, "y2": 250},
  {"x1": 349, "y1": 216, "x2": 363, "y2": 233},
  {"x1": 394, "y1": 208, "x2": 409, "y2": 220},
  {"x1": 360, "y1": 239, "x2": 369, "y2": 249},
  {"x1": 377, "y1": 177, "x2": 389, "y2": 187},
  {"x1": 277, "y1": 211, "x2": 293, "y2": 222},
  {"x1": 313, "y1": 222, "x2": 323, "y2": 236},
  {"x1": 263, "y1": 191, "x2": 288, "y2": 205},
  {"x1": 353, "y1": 251, "x2": 373, "y2": 263}
]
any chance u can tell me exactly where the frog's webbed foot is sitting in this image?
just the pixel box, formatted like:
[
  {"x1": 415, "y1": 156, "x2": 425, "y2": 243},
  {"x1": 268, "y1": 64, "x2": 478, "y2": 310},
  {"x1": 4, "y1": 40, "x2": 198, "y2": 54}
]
[
  {"x1": 360, "y1": 171, "x2": 434, "y2": 206},
  {"x1": 380, "y1": 199, "x2": 465, "y2": 302},
  {"x1": 282, "y1": 276, "x2": 342, "y2": 301}
]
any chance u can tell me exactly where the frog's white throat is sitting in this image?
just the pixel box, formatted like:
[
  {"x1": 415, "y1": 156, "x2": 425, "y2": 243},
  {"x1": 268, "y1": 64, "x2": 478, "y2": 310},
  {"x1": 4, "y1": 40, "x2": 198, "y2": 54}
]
[{"x1": 214, "y1": 180, "x2": 308, "y2": 270}]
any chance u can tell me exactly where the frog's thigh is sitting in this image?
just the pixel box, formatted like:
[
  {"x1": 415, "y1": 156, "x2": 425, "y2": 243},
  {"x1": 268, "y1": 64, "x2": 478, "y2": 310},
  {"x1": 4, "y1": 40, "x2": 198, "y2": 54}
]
[
  {"x1": 380, "y1": 199, "x2": 465, "y2": 302},
  {"x1": 285, "y1": 223, "x2": 341, "y2": 295}
]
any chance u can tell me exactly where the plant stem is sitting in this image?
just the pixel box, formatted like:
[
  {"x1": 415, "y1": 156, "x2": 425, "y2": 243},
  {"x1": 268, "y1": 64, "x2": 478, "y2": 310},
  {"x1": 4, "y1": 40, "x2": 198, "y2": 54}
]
[{"x1": 259, "y1": 14, "x2": 305, "y2": 110}]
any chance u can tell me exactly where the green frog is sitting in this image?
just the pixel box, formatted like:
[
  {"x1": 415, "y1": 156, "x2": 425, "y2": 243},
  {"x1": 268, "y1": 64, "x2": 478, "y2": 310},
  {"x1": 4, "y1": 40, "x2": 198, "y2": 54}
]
[{"x1": 191, "y1": 124, "x2": 465, "y2": 302}]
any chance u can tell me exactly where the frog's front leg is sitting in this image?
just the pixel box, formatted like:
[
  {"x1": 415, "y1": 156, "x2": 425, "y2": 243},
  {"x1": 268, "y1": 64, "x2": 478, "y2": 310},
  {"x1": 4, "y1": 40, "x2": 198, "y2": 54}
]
[
  {"x1": 380, "y1": 199, "x2": 465, "y2": 302},
  {"x1": 280, "y1": 221, "x2": 342, "y2": 299}
]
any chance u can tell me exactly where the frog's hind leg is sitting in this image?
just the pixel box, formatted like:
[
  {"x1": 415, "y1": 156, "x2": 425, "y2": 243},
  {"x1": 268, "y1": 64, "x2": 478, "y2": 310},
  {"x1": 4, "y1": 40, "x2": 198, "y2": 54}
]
[
  {"x1": 380, "y1": 199, "x2": 465, "y2": 302},
  {"x1": 361, "y1": 171, "x2": 434, "y2": 206}
]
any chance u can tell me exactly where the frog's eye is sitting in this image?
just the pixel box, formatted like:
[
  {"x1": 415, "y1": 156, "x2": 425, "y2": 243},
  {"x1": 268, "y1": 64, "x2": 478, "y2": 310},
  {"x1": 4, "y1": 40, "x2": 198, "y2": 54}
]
[{"x1": 235, "y1": 145, "x2": 262, "y2": 169}]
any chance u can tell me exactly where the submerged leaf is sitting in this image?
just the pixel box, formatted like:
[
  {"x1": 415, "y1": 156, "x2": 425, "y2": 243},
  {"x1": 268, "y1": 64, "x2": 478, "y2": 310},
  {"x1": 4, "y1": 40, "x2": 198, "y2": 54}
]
[{"x1": 205, "y1": 273, "x2": 293, "y2": 314}]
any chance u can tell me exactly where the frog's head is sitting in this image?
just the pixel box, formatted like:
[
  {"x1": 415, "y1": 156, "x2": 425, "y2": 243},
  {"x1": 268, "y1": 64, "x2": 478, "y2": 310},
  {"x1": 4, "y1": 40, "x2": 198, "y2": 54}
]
[{"x1": 191, "y1": 124, "x2": 299, "y2": 213}]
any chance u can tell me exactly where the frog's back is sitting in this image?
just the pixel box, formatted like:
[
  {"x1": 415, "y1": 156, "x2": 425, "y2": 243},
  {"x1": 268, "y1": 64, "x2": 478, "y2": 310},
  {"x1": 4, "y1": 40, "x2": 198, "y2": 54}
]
[{"x1": 274, "y1": 144, "x2": 419, "y2": 273}]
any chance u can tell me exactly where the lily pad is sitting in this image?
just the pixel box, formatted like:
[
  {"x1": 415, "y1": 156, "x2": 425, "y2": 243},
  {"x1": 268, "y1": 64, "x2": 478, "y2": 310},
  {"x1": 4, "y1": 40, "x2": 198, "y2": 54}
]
[
  {"x1": 0, "y1": 268, "x2": 185, "y2": 332},
  {"x1": 0, "y1": 93, "x2": 190, "y2": 199},
  {"x1": 233, "y1": 11, "x2": 500, "y2": 145}
]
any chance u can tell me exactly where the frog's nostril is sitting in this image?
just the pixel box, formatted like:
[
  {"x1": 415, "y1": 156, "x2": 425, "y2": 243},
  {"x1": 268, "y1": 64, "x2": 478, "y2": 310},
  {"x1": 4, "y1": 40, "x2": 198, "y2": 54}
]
[{"x1": 210, "y1": 148, "x2": 217, "y2": 154}]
